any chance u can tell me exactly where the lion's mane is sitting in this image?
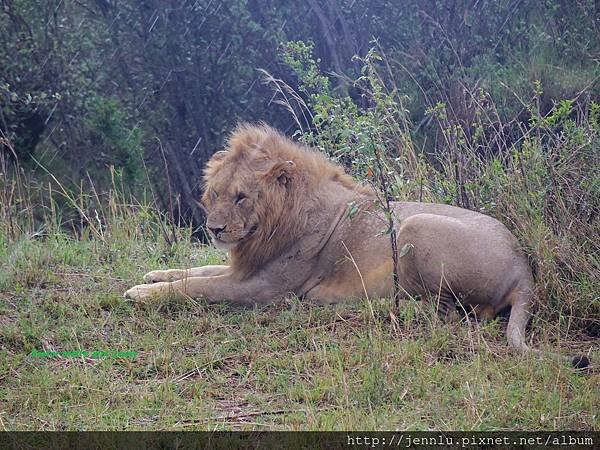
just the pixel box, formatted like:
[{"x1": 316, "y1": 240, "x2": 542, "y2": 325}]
[{"x1": 202, "y1": 123, "x2": 373, "y2": 279}]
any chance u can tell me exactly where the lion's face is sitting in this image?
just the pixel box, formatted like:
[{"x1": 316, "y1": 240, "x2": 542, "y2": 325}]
[
  {"x1": 201, "y1": 149, "x2": 295, "y2": 251},
  {"x1": 201, "y1": 130, "x2": 295, "y2": 251},
  {"x1": 201, "y1": 176, "x2": 260, "y2": 250}
]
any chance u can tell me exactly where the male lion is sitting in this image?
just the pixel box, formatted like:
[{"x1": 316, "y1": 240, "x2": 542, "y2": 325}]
[{"x1": 125, "y1": 123, "x2": 588, "y2": 368}]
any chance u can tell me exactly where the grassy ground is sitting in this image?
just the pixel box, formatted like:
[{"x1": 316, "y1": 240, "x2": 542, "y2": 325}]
[{"x1": 0, "y1": 225, "x2": 597, "y2": 430}]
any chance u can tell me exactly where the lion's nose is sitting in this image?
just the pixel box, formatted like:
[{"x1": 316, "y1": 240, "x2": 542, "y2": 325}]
[{"x1": 209, "y1": 225, "x2": 226, "y2": 237}]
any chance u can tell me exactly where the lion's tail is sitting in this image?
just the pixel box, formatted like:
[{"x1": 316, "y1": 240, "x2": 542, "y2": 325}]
[{"x1": 506, "y1": 280, "x2": 590, "y2": 370}]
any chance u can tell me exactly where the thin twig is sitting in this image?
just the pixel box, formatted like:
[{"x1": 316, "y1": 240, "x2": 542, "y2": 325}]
[{"x1": 175, "y1": 406, "x2": 333, "y2": 426}]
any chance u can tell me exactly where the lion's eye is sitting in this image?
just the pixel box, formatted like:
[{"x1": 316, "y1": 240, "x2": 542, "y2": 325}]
[
  {"x1": 210, "y1": 190, "x2": 218, "y2": 200},
  {"x1": 235, "y1": 192, "x2": 246, "y2": 205}
]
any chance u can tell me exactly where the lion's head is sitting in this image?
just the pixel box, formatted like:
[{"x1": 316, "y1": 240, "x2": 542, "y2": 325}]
[
  {"x1": 201, "y1": 123, "x2": 370, "y2": 278},
  {"x1": 201, "y1": 128, "x2": 296, "y2": 252},
  {"x1": 200, "y1": 161, "x2": 261, "y2": 251}
]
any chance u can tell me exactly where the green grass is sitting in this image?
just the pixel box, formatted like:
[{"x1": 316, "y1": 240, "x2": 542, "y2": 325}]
[{"x1": 0, "y1": 229, "x2": 597, "y2": 430}]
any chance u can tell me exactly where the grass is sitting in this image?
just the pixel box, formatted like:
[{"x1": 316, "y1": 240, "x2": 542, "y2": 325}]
[
  {"x1": 0, "y1": 56, "x2": 598, "y2": 430},
  {"x1": 0, "y1": 223, "x2": 598, "y2": 430}
]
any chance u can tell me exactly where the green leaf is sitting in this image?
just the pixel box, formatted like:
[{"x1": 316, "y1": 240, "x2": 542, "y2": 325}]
[
  {"x1": 399, "y1": 243, "x2": 414, "y2": 258},
  {"x1": 347, "y1": 201, "x2": 359, "y2": 219}
]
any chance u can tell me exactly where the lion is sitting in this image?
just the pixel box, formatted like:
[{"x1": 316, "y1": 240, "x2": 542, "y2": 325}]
[{"x1": 125, "y1": 123, "x2": 588, "y2": 368}]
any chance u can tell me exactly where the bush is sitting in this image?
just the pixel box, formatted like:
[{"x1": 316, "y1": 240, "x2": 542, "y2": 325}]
[{"x1": 85, "y1": 96, "x2": 144, "y2": 183}]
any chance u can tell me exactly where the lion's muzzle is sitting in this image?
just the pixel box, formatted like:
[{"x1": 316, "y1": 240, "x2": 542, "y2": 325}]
[{"x1": 208, "y1": 225, "x2": 226, "y2": 238}]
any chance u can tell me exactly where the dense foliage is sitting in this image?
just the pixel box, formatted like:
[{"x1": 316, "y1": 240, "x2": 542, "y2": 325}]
[{"x1": 2, "y1": 1, "x2": 598, "y2": 217}]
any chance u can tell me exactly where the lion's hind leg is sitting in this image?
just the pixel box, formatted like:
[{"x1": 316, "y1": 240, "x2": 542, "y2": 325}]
[
  {"x1": 143, "y1": 265, "x2": 230, "y2": 283},
  {"x1": 433, "y1": 294, "x2": 460, "y2": 323}
]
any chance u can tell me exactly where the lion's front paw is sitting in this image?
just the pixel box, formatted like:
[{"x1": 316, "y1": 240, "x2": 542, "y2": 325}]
[
  {"x1": 143, "y1": 269, "x2": 184, "y2": 283},
  {"x1": 124, "y1": 283, "x2": 168, "y2": 301},
  {"x1": 142, "y1": 271, "x2": 162, "y2": 283}
]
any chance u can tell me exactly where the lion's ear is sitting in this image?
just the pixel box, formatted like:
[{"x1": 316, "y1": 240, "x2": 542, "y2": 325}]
[
  {"x1": 263, "y1": 160, "x2": 295, "y2": 186},
  {"x1": 210, "y1": 150, "x2": 228, "y2": 162}
]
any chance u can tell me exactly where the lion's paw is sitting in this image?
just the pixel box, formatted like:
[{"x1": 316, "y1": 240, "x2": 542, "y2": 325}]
[
  {"x1": 144, "y1": 270, "x2": 167, "y2": 283},
  {"x1": 143, "y1": 271, "x2": 161, "y2": 283},
  {"x1": 124, "y1": 283, "x2": 167, "y2": 301},
  {"x1": 143, "y1": 269, "x2": 186, "y2": 283}
]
